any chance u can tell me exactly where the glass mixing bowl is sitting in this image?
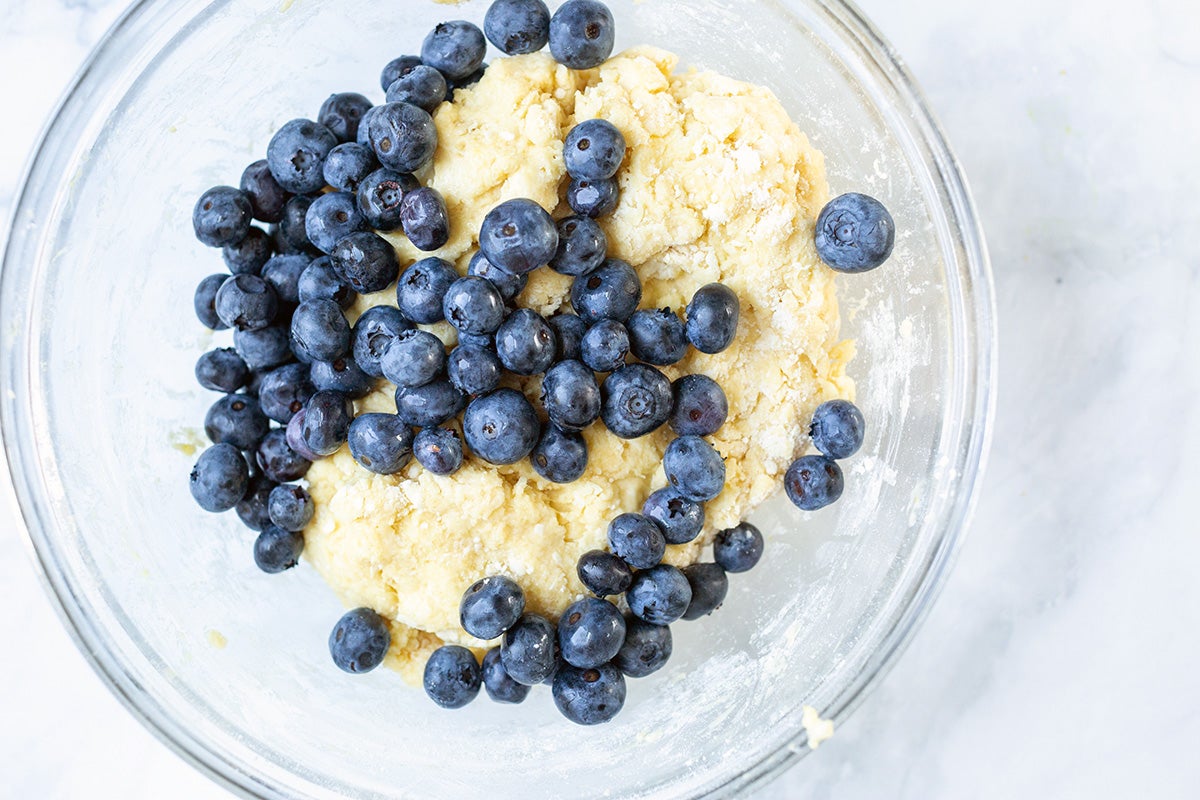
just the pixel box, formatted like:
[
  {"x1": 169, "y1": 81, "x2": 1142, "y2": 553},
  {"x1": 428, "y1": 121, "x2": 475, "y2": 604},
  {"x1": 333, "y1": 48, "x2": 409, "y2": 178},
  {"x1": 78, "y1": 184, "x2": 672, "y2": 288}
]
[{"x1": 0, "y1": 0, "x2": 994, "y2": 797}]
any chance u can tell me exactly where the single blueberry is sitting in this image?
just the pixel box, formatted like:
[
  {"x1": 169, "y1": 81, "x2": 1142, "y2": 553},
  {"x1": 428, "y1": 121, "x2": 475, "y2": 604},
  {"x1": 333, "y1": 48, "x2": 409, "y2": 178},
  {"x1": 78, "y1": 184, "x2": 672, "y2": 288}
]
[
  {"x1": 482, "y1": 646, "x2": 531, "y2": 704},
  {"x1": 268, "y1": 483, "x2": 313, "y2": 532},
  {"x1": 607, "y1": 513, "x2": 666, "y2": 570},
  {"x1": 380, "y1": 54, "x2": 423, "y2": 93},
  {"x1": 253, "y1": 525, "x2": 304, "y2": 574},
  {"x1": 576, "y1": 550, "x2": 633, "y2": 598},
  {"x1": 810, "y1": 399, "x2": 866, "y2": 460},
  {"x1": 485, "y1": 0, "x2": 550, "y2": 54},
  {"x1": 463, "y1": 388, "x2": 540, "y2": 465},
  {"x1": 614, "y1": 617, "x2": 672, "y2": 678},
  {"x1": 784, "y1": 455, "x2": 844, "y2": 511},
  {"x1": 552, "y1": 663, "x2": 626, "y2": 726},
  {"x1": 317, "y1": 92, "x2": 373, "y2": 143},
  {"x1": 330, "y1": 231, "x2": 400, "y2": 294},
  {"x1": 558, "y1": 597, "x2": 625, "y2": 669},
  {"x1": 329, "y1": 607, "x2": 391, "y2": 674},
  {"x1": 685, "y1": 283, "x2": 740, "y2": 354},
  {"x1": 550, "y1": 215, "x2": 606, "y2": 277},
  {"x1": 240, "y1": 160, "x2": 290, "y2": 224},
  {"x1": 681, "y1": 563, "x2": 728, "y2": 620},
  {"x1": 347, "y1": 413, "x2": 414, "y2": 475},
  {"x1": 414, "y1": 427, "x2": 464, "y2": 475},
  {"x1": 311, "y1": 356, "x2": 375, "y2": 399},
  {"x1": 424, "y1": 645, "x2": 482, "y2": 709},
  {"x1": 290, "y1": 299, "x2": 351, "y2": 363},
  {"x1": 814, "y1": 192, "x2": 895, "y2": 273},
  {"x1": 256, "y1": 428, "x2": 312, "y2": 482},
  {"x1": 385, "y1": 65, "x2": 447, "y2": 113},
  {"x1": 204, "y1": 393, "x2": 269, "y2": 450},
  {"x1": 566, "y1": 176, "x2": 619, "y2": 218},
  {"x1": 600, "y1": 363, "x2": 672, "y2": 439},
  {"x1": 257, "y1": 362, "x2": 316, "y2": 423},
  {"x1": 189, "y1": 443, "x2": 249, "y2": 512},
  {"x1": 273, "y1": 194, "x2": 320, "y2": 255},
  {"x1": 298, "y1": 256, "x2": 357, "y2": 309},
  {"x1": 285, "y1": 408, "x2": 321, "y2": 462},
  {"x1": 400, "y1": 186, "x2": 450, "y2": 251},
  {"x1": 460, "y1": 575, "x2": 526, "y2": 640},
  {"x1": 421, "y1": 20, "x2": 487, "y2": 80},
  {"x1": 195, "y1": 348, "x2": 249, "y2": 393},
  {"x1": 222, "y1": 226, "x2": 274, "y2": 275},
  {"x1": 397, "y1": 257, "x2": 458, "y2": 323},
  {"x1": 564, "y1": 119, "x2": 626, "y2": 181},
  {"x1": 356, "y1": 168, "x2": 419, "y2": 231},
  {"x1": 670, "y1": 374, "x2": 728, "y2": 437},
  {"x1": 352, "y1": 305, "x2": 413, "y2": 377},
  {"x1": 501, "y1": 613, "x2": 557, "y2": 685},
  {"x1": 322, "y1": 142, "x2": 379, "y2": 194},
  {"x1": 215, "y1": 274, "x2": 279, "y2": 331},
  {"x1": 447, "y1": 344, "x2": 502, "y2": 396},
  {"x1": 443, "y1": 276, "x2": 506, "y2": 336},
  {"x1": 713, "y1": 521, "x2": 764, "y2": 573},
  {"x1": 305, "y1": 192, "x2": 367, "y2": 254},
  {"x1": 468, "y1": 251, "x2": 527, "y2": 303},
  {"x1": 193, "y1": 186, "x2": 252, "y2": 248},
  {"x1": 380, "y1": 328, "x2": 446, "y2": 388},
  {"x1": 495, "y1": 308, "x2": 556, "y2": 375},
  {"x1": 570, "y1": 258, "x2": 641, "y2": 323},
  {"x1": 627, "y1": 307, "x2": 687, "y2": 366},
  {"x1": 531, "y1": 425, "x2": 588, "y2": 483},
  {"x1": 541, "y1": 359, "x2": 600, "y2": 431},
  {"x1": 235, "y1": 474, "x2": 277, "y2": 532},
  {"x1": 549, "y1": 313, "x2": 588, "y2": 361},
  {"x1": 580, "y1": 318, "x2": 629, "y2": 373},
  {"x1": 642, "y1": 487, "x2": 705, "y2": 545},
  {"x1": 367, "y1": 102, "x2": 437, "y2": 173},
  {"x1": 194, "y1": 274, "x2": 230, "y2": 330},
  {"x1": 549, "y1": 0, "x2": 616, "y2": 70},
  {"x1": 266, "y1": 118, "x2": 338, "y2": 194},
  {"x1": 663, "y1": 435, "x2": 726, "y2": 502},
  {"x1": 234, "y1": 324, "x2": 293, "y2": 371},
  {"x1": 626, "y1": 564, "x2": 692, "y2": 625},
  {"x1": 260, "y1": 253, "x2": 311, "y2": 305},
  {"x1": 394, "y1": 380, "x2": 466, "y2": 427},
  {"x1": 478, "y1": 198, "x2": 558, "y2": 275},
  {"x1": 302, "y1": 390, "x2": 354, "y2": 457}
]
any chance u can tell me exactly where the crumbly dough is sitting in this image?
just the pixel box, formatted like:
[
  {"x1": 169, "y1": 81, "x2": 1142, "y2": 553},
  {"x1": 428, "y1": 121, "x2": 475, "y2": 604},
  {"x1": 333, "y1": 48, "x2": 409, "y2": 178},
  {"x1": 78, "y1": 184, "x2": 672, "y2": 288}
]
[{"x1": 303, "y1": 48, "x2": 854, "y2": 683}]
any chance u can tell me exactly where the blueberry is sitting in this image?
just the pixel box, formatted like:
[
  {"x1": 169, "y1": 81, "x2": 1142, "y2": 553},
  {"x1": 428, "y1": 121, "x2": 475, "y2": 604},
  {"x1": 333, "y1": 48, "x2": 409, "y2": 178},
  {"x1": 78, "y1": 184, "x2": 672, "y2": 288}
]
[
  {"x1": 235, "y1": 475, "x2": 277, "y2": 531},
  {"x1": 663, "y1": 435, "x2": 726, "y2": 502},
  {"x1": 815, "y1": 192, "x2": 895, "y2": 273},
  {"x1": 485, "y1": 0, "x2": 550, "y2": 54},
  {"x1": 215, "y1": 274, "x2": 279, "y2": 331},
  {"x1": 285, "y1": 408, "x2": 321, "y2": 462},
  {"x1": 240, "y1": 160, "x2": 290, "y2": 224},
  {"x1": 566, "y1": 177, "x2": 619, "y2": 218},
  {"x1": 222, "y1": 226, "x2": 274, "y2": 275},
  {"x1": 549, "y1": 313, "x2": 588, "y2": 361},
  {"x1": 482, "y1": 646, "x2": 531, "y2": 704},
  {"x1": 642, "y1": 487, "x2": 704, "y2": 545},
  {"x1": 614, "y1": 617, "x2": 672, "y2": 678},
  {"x1": 347, "y1": 413, "x2": 414, "y2": 474},
  {"x1": 193, "y1": 186, "x2": 252, "y2": 248},
  {"x1": 195, "y1": 348, "x2": 249, "y2": 393},
  {"x1": 233, "y1": 324, "x2": 293, "y2": 371},
  {"x1": 256, "y1": 428, "x2": 312, "y2": 482},
  {"x1": 468, "y1": 251, "x2": 527, "y2": 303},
  {"x1": 685, "y1": 283, "x2": 739, "y2": 354},
  {"x1": 253, "y1": 525, "x2": 304, "y2": 573},
  {"x1": 540, "y1": 360, "x2": 600, "y2": 431},
  {"x1": 479, "y1": 198, "x2": 559, "y2": 275},
  {"x1": 570, "y1": 258, "x2": 641, "y2": 323},
  {"x1": 266, "y1": 119, "x2": 338, "y2": 194},
  {"x1": 462, "y1": 389, "x2": 540, "y2": 465},
  {"x1": 552, "y1": 663, "x2": 625, "y2": 725},
  {"x1": 607, "y1": 512, "x2": 666, "y2": 570},
  {"x1": 194, "y1": 274, "x2": 230, "y2": 330},
  {"x1": 257, "y1": 362, "x2": 316, "y2": 423},
  {"x1": 784, "y1": 455, "x2": 844, "y2": 511},
  {"x1": 329, "y1": 607, "x2": 391, "y2": 674},
  {"x1": 576, "y1": 550, "x2": 633, "y2": 597},
  {"x1": 564, "y1": 119, "x2": 625, "y2": 181},
  {"x1": 414, "y1": 427, "x2": 464, "y2": 475},
  {"x1": 681, "y1": 563, "x2": 728, "y2": 620},
  {"x1": 400, "y1": 186, "x2": 451, "y2": 251},
  {"x1": 304, "y1": 193, "x2": 367, "y2": 255},
  {"x1": 260, "y1": 254, "x2": 311, "y2": 305},
  {"x1": 421, "y1": 20, "x2": 487, "y2": 80},
  {"x1": 386, "y1": 65, "x2": 447, "y2": 114},
  {"x1": 443, "y1": 276, "x2": 505, "y2": 336},
  {"x1": 274, "y1": 194, "x2": 320, "y2": 255},
  {"x1": 298, "y1": 256, "x2": 357, "y2": 309},
  {"x1": 626, "y1": 564, "x2": 692, "y2": 625},
  {"x1": 268, "y1": 483, "x2": 313, "y2": 532},
  {"x1": 189, "y1": 443, "x2": 249, "y2": 512},
  {"x1": 549, "y1": 0, "x2": 615, "y2": 70},
  {"x1": 627, "y1": 308, "x2": 687, "y2": 366},
  {"x1": 580, "y1": 318, "x2": 629, "y2": 373},
  {"x1": 600, "y1": 364, "x2": 672, "y2": 439},
  {"x1": 394, "y1": 380, "x2": 466, "y2": 427},
  {"x1": 380, "y1": 54, "x2": 423, "y2": 92},
  {"x1": 424, "y1": 645, "x2": 482, "y2": 709},
  {"x1": 557, "y1": 597, "x2": 625, "y2": 669},
  {"x1": 460, "y1": 575, "x2": 526, "y2": 641},
  {"x1": 531, "y1": 426, "x2": 588, "y2": 483},
  {"x1": 311, "y1": 356, "x2": 375, "y2": 398},
  {"x1": 352, "y1": 306, "x2": 413, "y2": 377},
  {"x1": 356, "y1": 168, "x2": 419, "y2": 231},
  {"x1": 809, "y1": 399, "x2": 866, "y2": 459},
  {"x1": 204, "y1": 393, "x2": 269, "y2": 450},
  {"x1": 670, "y1": 374, "x2": 728, "y2": 437},
  {"x1": 322, "y1": 142, "x2": 379, "y2": 194},
  {"x1": 367, "y1": 102, "x2": 437, "y2": 173},
  {"x1": 550, "y1": 215, "x2": 606, "y2": 277},
  {"x1": 302, "y1": 390, "x2": 354, "y2": 457},
  {"x1": 317, "y1": 92, "x2": 373, "y2": 143},
  {"x1": 397, "y1": 257, "x2": 458, "y2": 323},
  {"x1": 380, "y1": 329, "x2": 445, "y2": 389},
  {"x1": 713, "y1": 521, "x2": 763, "y2": 573},
  {"x1": 290, "y1": 299, "x2": 351, "y2": 363},
  {"x1": 330, "y1": 231, "x2": 400, "y2": 294},
  {"x1": 495, "y1": 309, "x2": 556, "y2": 375},
  {"x1": 448, "y1": 344, "x2": 502, "y2": 396},
  {"x1": 501, "y1": 613, "x2": 557, "y2": 685}
]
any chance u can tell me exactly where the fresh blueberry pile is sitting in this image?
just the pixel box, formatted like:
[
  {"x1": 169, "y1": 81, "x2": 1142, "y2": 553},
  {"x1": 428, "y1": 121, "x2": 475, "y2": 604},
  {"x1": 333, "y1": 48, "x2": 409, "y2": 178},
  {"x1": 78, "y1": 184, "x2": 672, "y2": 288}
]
[{"x1": 186, "y1": 0, "x2": 890, "y2": 726}]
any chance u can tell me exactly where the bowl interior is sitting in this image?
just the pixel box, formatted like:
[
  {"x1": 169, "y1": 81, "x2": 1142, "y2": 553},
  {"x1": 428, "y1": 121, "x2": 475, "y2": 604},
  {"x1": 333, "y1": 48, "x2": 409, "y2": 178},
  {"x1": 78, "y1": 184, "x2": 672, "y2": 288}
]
[{"x1": 4, "y1": 0, "x2": 987, "y2": 798}]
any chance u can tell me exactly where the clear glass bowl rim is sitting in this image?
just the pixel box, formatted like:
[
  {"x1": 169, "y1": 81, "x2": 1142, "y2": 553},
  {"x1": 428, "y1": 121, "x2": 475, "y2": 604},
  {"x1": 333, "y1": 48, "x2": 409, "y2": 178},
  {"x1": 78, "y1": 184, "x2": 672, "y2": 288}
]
[{"x1": 0, "y1": 0, "x2": 996, "y2": 797}]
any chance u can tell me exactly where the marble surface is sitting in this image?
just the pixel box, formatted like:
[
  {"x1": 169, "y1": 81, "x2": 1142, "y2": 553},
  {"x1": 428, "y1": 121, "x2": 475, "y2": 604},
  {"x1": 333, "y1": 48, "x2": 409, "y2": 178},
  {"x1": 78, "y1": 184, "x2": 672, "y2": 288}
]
[{"x1": 1, "y1": 0, "x2": 1197, "y2": 797}]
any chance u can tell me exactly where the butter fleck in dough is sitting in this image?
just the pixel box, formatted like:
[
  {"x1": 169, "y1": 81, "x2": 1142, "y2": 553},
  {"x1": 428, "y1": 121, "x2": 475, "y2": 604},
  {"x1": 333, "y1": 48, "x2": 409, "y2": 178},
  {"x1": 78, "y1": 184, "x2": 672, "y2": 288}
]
[{"x1": 303, "y1": 48, "x2": 854, "y2": 684}]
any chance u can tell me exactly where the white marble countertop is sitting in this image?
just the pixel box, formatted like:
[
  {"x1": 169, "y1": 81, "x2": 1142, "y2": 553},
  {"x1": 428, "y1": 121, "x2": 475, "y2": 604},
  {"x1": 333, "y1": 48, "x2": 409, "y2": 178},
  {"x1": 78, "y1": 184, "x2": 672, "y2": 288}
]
[{"x1": 2, "y1": 0, "x2": 1197, "y2": 797}]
